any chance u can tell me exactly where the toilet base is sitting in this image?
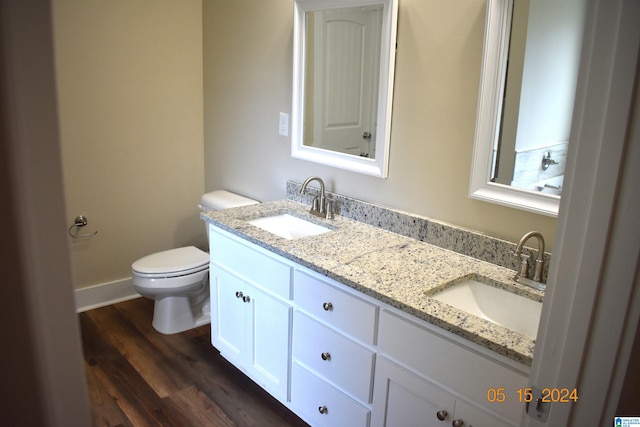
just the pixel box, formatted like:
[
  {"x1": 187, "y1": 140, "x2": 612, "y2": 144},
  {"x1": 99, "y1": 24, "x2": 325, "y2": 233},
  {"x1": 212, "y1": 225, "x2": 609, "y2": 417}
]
[{"x1": 152, "y1": 295, "x2": 211, "y2": 334}]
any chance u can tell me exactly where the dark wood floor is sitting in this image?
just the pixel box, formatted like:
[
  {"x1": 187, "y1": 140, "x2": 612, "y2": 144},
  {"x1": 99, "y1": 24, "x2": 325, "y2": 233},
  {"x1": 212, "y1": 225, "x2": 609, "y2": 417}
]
[{"x1": 80, "y1": 297, "x2": 309, "y2": 427}]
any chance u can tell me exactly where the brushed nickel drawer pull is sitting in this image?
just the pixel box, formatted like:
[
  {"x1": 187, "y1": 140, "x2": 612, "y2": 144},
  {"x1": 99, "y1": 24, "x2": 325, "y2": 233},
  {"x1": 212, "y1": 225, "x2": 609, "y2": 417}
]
[
  {"x1": 322, "y1": 302, "x2": 333, "y2": 311},
  {"x1": 321, "y1": 352, "x2": 331, "y2": 361}
]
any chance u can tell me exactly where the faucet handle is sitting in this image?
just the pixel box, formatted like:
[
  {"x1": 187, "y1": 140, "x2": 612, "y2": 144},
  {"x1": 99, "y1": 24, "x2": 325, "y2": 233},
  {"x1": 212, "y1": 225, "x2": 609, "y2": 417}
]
[
  {"x1": 532, "y1": 257, "x2": 545, "y2": 282},
  {"x1": 512, "y1": 251, "x2": 530, "y2": 281},
  {"x1": 325, "y1": 198, "x2": 334, "y2": 220},
  {"x1": 518, "y1": 254, "x2": 530, "y2": 279}
]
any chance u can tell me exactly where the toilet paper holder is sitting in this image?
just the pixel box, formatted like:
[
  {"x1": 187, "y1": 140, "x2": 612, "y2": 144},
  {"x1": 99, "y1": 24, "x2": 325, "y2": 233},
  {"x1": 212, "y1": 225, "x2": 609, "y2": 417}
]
[{"x1": 68, "y1": 215, "x2": 98, "y2": 238}]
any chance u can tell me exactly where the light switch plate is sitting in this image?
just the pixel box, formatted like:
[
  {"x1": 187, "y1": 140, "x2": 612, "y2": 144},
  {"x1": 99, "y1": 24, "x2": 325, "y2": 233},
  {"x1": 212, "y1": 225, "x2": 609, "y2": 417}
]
[{"x1": 279, "y1": 112, "x2": 289, "y2": 136}]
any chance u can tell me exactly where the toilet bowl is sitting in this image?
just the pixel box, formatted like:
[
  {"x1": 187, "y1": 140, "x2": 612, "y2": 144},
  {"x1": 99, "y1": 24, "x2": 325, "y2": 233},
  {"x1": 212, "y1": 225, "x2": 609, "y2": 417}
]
[{"x1": 131, "y1": 190, "x2": 258, "y2": 334}]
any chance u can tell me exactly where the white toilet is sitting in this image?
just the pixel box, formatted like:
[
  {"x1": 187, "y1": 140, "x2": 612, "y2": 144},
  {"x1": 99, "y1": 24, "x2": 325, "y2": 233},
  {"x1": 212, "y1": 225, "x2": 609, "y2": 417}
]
[{"x1": 132, "y1": 190, "x2": 258, "y2": 334}]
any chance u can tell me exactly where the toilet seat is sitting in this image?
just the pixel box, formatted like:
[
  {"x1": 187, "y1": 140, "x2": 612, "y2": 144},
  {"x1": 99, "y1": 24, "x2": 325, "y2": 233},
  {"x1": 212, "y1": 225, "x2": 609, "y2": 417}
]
[
  {"x1": 132, "y1": 246, "x2": 209, "y2": 279},
  {"x1": 129, "y1": 189, "x2": 258, "y2": 334}
]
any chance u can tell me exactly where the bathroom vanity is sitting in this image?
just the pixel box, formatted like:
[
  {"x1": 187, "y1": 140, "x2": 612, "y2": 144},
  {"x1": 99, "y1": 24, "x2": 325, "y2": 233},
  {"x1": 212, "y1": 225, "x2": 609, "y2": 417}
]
[{"x1": 203, "y1": 197, "x2": 543, "y2": 426}]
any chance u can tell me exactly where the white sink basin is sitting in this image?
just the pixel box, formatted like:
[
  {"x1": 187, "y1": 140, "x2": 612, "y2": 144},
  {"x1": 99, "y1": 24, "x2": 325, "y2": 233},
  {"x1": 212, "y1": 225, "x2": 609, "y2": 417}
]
[
  {"x1": 247, "y1": 214, "x2": 332, "y2": 240},
  {"x1": 430, "y1": 278, "x2": 542, "y2": 338}
]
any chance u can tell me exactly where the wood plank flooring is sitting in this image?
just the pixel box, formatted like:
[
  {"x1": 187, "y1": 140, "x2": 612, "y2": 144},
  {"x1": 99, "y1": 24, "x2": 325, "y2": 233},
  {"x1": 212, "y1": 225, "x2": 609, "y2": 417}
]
[{"x1": 80, "y1": 297, "x2": 309, "y2": 427}]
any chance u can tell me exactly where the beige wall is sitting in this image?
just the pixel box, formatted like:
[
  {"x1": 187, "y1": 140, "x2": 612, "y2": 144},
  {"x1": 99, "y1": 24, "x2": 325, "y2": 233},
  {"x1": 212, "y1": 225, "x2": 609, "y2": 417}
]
[
  {"x1": 203, "y1": 0, "x2": 557, "y2": 249},
  {"x1": 54, "y1": 0, "x2": 205, "y2": 289},
  {"x1": 54, "y1": 0, "x2": 558, "y2": 291}
]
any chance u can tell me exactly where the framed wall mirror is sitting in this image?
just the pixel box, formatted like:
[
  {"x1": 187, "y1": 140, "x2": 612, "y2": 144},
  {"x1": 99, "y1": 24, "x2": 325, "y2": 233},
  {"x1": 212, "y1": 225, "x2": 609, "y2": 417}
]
[
  {"x1": 292, "y1": 0, "x2": 398, "y2": 178},
  {"x1": 469, "y1": 0, "x2": 586, "y2": 216}
]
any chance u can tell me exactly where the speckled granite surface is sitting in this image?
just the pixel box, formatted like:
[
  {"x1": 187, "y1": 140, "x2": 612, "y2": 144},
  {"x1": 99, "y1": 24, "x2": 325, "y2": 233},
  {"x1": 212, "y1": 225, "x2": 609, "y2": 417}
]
[
  {"x1": 202, "y1": 199, "x2": 543, "y2": 366},
  {"x1": 286, "y1": 181, "x2": 551, "y2": 281}
]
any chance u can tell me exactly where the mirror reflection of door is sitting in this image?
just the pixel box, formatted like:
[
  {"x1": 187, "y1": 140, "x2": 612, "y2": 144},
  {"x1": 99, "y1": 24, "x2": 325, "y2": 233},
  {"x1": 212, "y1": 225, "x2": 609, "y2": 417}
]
[{"x1": 304, "y1": 6, "x2": 382, "y2": 157}]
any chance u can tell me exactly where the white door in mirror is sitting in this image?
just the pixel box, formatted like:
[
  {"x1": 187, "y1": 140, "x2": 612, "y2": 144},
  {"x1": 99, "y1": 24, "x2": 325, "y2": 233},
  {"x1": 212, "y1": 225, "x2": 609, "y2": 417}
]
[{"x1": 309, "y1": 6, "x2": 381, "y2": 157}]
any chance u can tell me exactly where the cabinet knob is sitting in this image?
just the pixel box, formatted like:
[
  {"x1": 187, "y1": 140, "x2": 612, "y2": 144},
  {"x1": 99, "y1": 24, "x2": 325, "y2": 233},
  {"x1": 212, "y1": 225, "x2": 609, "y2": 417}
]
[
  {"x1": 235, "y1": 291, "x2": 243, "y2": 299},
  {"x1": 321, "y1": 352, "x2": 331, "y2": 361},
  {"x1": 318, "y1": 405, "x2": 328, "y2": 414},
  {"x1": 322, "y1": 302, "x2": 333, "y2": 311},
  {"x1": 452, "y1": 420, "x2": 464, "y2": 427},
  {"x1": 436, "y1": 410, "x2": 448, "y2": 421},
  {"x1": 242, "y1": 295, "x2": 251, "y2": 303}
]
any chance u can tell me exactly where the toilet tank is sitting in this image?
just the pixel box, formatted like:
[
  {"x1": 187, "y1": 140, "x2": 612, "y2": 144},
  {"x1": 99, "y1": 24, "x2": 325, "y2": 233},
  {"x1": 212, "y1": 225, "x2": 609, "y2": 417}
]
[
  {"x1": 200, "y1": 190, "x2": 259, "y2": 212},
  {"x1": 199, "y1": 190, "x2": 259, "y2": 240}
]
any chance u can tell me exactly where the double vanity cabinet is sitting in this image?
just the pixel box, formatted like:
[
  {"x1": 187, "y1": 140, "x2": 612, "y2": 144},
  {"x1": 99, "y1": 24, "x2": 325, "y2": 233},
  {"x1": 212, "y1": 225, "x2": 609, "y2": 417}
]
[{"x1": 208, "y1": 223, "x2": 530, "y2": 427}]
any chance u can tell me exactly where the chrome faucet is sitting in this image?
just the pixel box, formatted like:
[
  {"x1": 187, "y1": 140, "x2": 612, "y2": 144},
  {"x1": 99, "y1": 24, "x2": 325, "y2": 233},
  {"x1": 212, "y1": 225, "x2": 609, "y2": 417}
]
[
  {"x1": 300, "y1": 176, "x2": 333, "y2": 219},
  {"x1": 513, "y1": 231, "x2": 546, "y2": 291}
]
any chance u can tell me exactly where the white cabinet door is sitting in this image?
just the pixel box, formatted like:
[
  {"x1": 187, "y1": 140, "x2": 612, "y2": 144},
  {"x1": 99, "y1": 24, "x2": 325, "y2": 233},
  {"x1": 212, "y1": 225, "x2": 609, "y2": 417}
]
[
  {"x1": 372, "y1": 356, "x2": 513, "y2": 427},
  {"x1": 248, "y1": 282, "x2": 292, "y2": 400},
  {"x1": 377, "y1": 309, "x2": 527, "y2": 424},
  {"x1": 210, "y1": 265, "x2": 292, "y2": 401},
  {"x1": 211, "y1": 266, "x2": 246, "y2": 362},
  {"x1": 372, "y1": 356, "x2": 454, "y2": 427},
  {"x1": 454, "y1": 399, "x2": 515, "y2": 427}
]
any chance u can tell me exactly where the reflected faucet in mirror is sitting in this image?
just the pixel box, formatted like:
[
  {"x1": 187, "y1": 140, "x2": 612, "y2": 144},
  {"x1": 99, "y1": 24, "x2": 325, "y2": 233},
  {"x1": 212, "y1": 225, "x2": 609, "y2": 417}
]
[
  {"x1": 541, "y1": 151, "x2": 559, "y2": 171},
  {"x1": 512, "y1": 231, "x2": 546, "y2": 291}
]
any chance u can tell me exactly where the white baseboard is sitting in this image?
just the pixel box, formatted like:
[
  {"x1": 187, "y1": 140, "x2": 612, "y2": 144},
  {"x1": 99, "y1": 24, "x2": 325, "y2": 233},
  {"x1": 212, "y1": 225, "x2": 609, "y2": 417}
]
[{"x1": 75, "y1": 278, "x2": 141, "y2": 313}]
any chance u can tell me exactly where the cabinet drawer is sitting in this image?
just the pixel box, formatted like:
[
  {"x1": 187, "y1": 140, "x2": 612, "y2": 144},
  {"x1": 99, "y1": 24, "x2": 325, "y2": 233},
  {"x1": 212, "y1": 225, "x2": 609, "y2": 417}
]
[
  {"x1": 210, "y1": 226, "x2": 292, "y2": 299},
  {"x1": 291, "y1": 362, "x2": 370, "y2": 427},
  {"x1": 293, "y1": 270, "x2": 377, "y2": 344},
  {"x1": 378, "y1": 309, "x2": 527, "y2": 423},
  {"x1": 293, "y1": 311, "x2": 374, "y2": 403}
]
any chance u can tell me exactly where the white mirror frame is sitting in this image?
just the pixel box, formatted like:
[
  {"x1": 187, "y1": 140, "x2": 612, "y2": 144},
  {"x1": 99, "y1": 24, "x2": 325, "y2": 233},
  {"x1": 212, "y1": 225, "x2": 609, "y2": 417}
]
[
  {"x1": 292, "y1": 0, "x2": 398, "y2": 178},
  {"x1": 469, "y1": 0, "x2": 560, "y2": 217}
]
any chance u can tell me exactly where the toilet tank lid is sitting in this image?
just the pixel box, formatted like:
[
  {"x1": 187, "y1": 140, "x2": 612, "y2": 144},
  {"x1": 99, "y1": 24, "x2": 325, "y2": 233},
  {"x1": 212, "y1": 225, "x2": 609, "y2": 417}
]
[
  {"x1": 132, "y1": 246, "x2": 209, "y2": 274},
  {"x1": 200, "y1": 190, "x2": 259, "y2": 210}
]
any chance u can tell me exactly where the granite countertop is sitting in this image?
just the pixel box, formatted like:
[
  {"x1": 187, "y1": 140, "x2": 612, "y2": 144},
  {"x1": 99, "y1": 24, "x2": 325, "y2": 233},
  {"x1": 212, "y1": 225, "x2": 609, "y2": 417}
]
[{"x1": 202, "y1": 199, "x2": 542, "y2": 366}]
